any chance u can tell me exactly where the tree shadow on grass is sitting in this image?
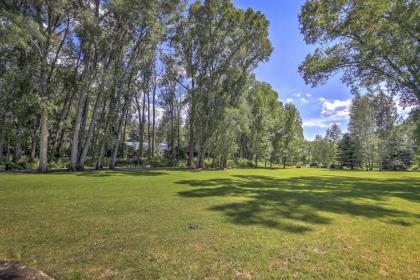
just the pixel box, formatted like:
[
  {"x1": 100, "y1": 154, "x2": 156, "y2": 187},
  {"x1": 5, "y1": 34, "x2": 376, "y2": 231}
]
[{"x1": 177, "y1": 175, "x2": 420, "y2": 233}]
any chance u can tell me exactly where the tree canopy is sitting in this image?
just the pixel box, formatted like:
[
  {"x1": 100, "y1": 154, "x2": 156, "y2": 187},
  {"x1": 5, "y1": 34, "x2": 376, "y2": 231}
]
[{"x1": 299, "y1": 0, "x2": 419, "y2": 107}]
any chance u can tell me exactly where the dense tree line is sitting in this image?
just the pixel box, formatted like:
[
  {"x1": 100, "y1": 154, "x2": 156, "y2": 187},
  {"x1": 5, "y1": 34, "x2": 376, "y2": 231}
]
[
  {"x1": 0, "y1": 0, "x2": 304, "y2": 171},
  {"x1": 302, "y1": 94, "x2": 418, "y2": 170},
  {"x1": 342, "y1": 92, "x2": 417, "y2": 170}
]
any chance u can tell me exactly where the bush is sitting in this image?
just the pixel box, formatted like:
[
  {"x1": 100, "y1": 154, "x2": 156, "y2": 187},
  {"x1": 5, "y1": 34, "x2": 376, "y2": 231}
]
[
  {"x1": 176, "y1": 160, "x2": 188, "y2": 168},
  {"x1": 115, "y1": 158, "x2": 138, "y2": 167},
  {"x1": 4, "y1": 161, "x2": 27, "y2": 170},
  {"x1": 232, "y1": 159, "x2": 256, "y2": 168},
  {"x1": 147, "y1": 158, "x2": 174, "y2": 167},
  {"x1": 111, "y1": 157, "x2": 188, "y2": 168},
  {"x1": 48, "y1": 160, "x2": 69, "y2": 169}
]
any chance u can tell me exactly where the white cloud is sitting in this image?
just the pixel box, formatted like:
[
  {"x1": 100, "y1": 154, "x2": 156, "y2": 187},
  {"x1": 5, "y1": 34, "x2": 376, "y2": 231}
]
[
  {"x1": 301, "y1": 98, "x2": 351, "y2": 130},
  {"x1": 306, "y1": 93, "x2": 311, "y2": 97},
  {"x1": 300, "y1": 97, "x2": 307, "y2": 103},
  {"x1": 320, "y1": 98, "x2": 351, "y2": 118},
  {"x1": 303, "y1": 119, "x2": 341, "y2": 128},
  {"x1": 286, "y1": 98, "x2": 293, "y2": 103}
]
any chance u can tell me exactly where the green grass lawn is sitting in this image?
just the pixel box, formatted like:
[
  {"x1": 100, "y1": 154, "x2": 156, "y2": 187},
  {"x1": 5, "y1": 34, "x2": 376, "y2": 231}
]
[{"x1": 0, "y1": 168, "x2": 419, "y2": 279}]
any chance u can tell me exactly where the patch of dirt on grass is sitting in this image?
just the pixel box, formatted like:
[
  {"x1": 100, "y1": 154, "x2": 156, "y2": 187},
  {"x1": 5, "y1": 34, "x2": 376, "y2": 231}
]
[
  {"x1": 99, "y1": 268, "x2": 118, "y2": 279},
  {"x1": 235, "y1": 270, "x2": 252, "y2": 279},
  {"x1": 379, "y1": 263, "x2": 389, "y2": 276}
]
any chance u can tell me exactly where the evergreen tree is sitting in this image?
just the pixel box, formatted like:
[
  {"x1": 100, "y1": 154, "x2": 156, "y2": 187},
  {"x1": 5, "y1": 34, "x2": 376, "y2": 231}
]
[{"x1": 337, "y1": 133, "x2": 361, "y2": 170}]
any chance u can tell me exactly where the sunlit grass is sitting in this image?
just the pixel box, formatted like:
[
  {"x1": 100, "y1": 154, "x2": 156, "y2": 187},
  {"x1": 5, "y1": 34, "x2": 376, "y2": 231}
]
[{"x1": 0, "y1": 168, "x2": 419, "y2": 279}]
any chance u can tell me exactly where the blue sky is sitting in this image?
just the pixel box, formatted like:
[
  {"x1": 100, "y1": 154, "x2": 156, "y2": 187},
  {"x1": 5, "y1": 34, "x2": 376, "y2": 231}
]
[{"x1": 233, "y1": 0, "x2": 353, "y2": 140}]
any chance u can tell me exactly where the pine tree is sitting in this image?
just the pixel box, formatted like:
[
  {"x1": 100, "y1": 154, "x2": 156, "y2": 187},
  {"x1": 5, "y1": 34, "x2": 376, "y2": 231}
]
[{"x1": 337, "y1": 134, "x2": 361, "y2": 170}]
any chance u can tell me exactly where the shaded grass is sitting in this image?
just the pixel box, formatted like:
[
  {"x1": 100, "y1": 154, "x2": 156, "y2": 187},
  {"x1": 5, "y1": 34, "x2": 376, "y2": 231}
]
[{"x1": 0, "y1": 168, "x2": 419, "y2": 279}]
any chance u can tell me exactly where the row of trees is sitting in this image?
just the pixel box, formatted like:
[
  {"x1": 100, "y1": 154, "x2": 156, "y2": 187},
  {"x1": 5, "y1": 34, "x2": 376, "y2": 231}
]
[
  {"x1": 302, "y1": 93, "x2": 418, "y2": 170},
  {"x1": 0, "y1": 0, "x2": 305, "y2": 171},
  {"x1": 339, "y1": 93, "x2": 417, "y2": 170},
  {"x1": 303, "y1": 123, "x2": 342, "y2": 168}
]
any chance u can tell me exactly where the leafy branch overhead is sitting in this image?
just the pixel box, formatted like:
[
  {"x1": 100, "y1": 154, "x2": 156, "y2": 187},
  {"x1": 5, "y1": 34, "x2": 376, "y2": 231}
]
[{"x1": 299, "y1": 0, "x2": 419, "y2": 107}]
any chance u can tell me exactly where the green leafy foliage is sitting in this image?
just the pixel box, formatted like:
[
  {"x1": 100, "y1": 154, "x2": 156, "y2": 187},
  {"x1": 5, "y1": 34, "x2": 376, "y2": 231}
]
[{"x1": 299, "y1": 0, "x2": 420, "y2": 107}]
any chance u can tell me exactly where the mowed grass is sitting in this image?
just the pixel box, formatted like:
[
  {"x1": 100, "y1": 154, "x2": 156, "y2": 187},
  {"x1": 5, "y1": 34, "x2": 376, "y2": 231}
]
[{"x1": 0, "y1": 168, "x2": 419, "y2": 279}]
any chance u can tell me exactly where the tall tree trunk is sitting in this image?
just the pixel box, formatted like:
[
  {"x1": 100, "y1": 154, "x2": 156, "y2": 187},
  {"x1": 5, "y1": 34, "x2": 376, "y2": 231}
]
[
  {"x1": 13, "y1": 121, "x2": 22, "y2": 162},
  {"x1": 152, "y1": 82, "x2": 156, "y2": 158},
  {"x1": 70, "y1": 48, "x2": 94, "y2": 171},
  {"x1": 110, "y1": 98, "x2": 129, "y2": 169},
  {"x1": 0, "y1": 139, "x2": 3, "y2": 163},
  {"x1": 96, "y1": 141, "x2": 106, "y2": 170},
  {"x1": 94, "y1": 50, "x2": 125, "y2": 169},
  {"x1": 95, "y1": 99, "x2": 112, "y2": 170},
  {"x1": 0, "y1": 114, "x2": 6, "y2": 162},
  {"x1": 171, "y1": 100, "x2": 175, "y2": 163},
  {"x1": 39, "y1": 53, "x2": 49, "y2": 172},
  {"x1": 56, "y1": 124, "x2": 67, "y2": 159},
  {"x1": 78, "y1": 96, "x2": 102, "y2": 169},
  {"x1": 120, "y1": 110, "x2": 128, "y2": 158},
  {"x1": 108, "y1": 70, "x2": 132, "y2": 169},
  {"x1": 177, "y1": 97, "x2": 181, "y2": 161},
  {"x1": 0, "y1": 135, "x2": 4, "y2": 162},
  {"x1": 196, "y1": 151, "x2": 201, "y2": 168},
  {"x1": 139, "y1": 90, "x2": 146, "y2": 159},
  {"x1": 78, "y1": 66, "x2": 109, "y2": 169},
  {"x1": 39, "y1": 110, "x2": 49, "y2": 172},
  {"x1": 52, "y1": 88, "x2": 74, "y2": 159},
  {"x1": 29, "y1": 117, "x2": 39, "y2": 163},
  {"x1": 35, "y1": 3, "x2": 71, "y2": 171},
  {"x1": 135, "y1": 93, "x2": 143, "y2": 165},
  {"x1": 199, "y1": 151, "x2": 204, "y2": 168},
  {"x1": 147, "y1": 90, "x2": 151, "y2": 159},
  {"x1": 6, "y1": 133, "x2": 11, "y2": 162},
  {"x1": 89, "y1": 125, "x2": 97, "y2": 160},
  {"x1": 196, "y1": 141, "x2": 203, "y2": 168},
  {"x1": 188, "y1": 80, "x2": 195, "y2": 167},
  {"x1": 78, "y1": 94, "x2": 91, "y2": 158}
]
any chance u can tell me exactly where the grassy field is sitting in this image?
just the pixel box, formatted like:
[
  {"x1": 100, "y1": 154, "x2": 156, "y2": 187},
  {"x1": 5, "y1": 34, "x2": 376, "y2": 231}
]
[{"x1": 0, "y1": 168, "x2": 419, "y2": 279}]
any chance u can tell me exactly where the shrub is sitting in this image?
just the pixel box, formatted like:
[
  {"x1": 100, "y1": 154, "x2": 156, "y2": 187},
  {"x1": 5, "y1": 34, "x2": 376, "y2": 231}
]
[
  {"x1": 4, "y1": 161, "x2": 27, "y2": 170},
  {"x1": 232, "y1": 159, "x2": 256, "y2": 168},
  {"x1": 48, "y1": 160, "x2": 69, "y2": 169},
  {"x1": 115, "y1": 158, "x2": 138, "y2": 167}
]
